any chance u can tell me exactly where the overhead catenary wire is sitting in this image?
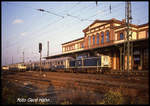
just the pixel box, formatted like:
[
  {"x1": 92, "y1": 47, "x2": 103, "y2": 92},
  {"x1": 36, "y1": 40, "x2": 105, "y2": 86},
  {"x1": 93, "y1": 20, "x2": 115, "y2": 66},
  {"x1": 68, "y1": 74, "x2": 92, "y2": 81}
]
[
  {"x1": 4, "y1": 2, "x2": 86, "y2": 49},
  {"x1": 83, "y1": 3, "x2": 124, "y2": 21},
  {"x1": 64, "y1": 2, "x2": 81, "y2": 14},
  {"x1": 4, "y1": 2, "x2": 80, "y2": 45},
  {"x1": 5, "y1": 4, "x2": 68, "y2": 48},
  {"x1": 66, "y1": 3, "x2": 123, "y2": 22},
  {"x1": 6, "y1": 3, "x2": 83, "y2": 48},
  {"x1": 37, "y1": 8, "x2": 64, "y2": 18},
  {"x1": 5, "y1": 2, "x2": 124, "y2": 49},
  {"x1": 3, "y1": 2, "x2": 132, "y2": 50},
  {"x1": 6, "y1": 17, "x2": 64, "y2": 49}
]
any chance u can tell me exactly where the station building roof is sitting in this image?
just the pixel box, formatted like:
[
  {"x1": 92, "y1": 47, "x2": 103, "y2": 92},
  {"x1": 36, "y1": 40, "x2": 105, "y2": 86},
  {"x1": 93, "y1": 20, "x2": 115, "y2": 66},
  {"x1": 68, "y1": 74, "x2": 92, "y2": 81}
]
[{"x1": 44, "y1": 38, "x2": 148, "y2": 60}]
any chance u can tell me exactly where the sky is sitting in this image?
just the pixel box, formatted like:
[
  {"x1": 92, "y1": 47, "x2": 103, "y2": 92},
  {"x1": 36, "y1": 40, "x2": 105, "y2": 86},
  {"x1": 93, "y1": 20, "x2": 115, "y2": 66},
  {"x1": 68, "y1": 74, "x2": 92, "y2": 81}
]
[{"x1": 1, "y1": 1, "x2": 149, "y2": 66}]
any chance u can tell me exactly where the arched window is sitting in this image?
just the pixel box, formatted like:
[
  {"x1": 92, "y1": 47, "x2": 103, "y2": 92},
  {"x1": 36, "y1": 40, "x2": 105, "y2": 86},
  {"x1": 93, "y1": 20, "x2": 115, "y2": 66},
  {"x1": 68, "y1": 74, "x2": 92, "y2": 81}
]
[
  {"x1": 88, "y1": 36, "x2": 91, "y2": 46},
  {"x1": 101, "y1": 32, "x2": 104, "y2": 44},
  {"x1": 97, "y1": 33, "x2": 99, "y2": 44},
  {"x1": 93, "y1": 35, "x2": 95, "y2": 45},
  {"x1": 106, "y1": 31, "x2": 110, "y2": 42},
  {"x1": 81, "y1": 43, "x2": 84, "y2": 48}
]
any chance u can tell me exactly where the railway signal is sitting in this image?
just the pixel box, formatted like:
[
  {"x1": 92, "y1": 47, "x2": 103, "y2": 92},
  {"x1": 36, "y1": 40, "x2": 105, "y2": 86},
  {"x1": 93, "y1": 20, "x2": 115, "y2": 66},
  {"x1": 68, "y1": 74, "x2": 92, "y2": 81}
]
[
  {"x1": 39, "y1": 43, "x2": 42, "y2": 53},
  {"x1": 39, "y1": 43, "x2": 42, "y2": 75}
]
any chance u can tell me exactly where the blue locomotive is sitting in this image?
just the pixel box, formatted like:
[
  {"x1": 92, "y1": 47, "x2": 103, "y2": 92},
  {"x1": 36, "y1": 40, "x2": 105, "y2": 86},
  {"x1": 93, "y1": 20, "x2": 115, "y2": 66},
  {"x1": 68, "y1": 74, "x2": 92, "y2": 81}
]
[{"x1": 69, "y1": 55, "x2": 111, "y2": 73}]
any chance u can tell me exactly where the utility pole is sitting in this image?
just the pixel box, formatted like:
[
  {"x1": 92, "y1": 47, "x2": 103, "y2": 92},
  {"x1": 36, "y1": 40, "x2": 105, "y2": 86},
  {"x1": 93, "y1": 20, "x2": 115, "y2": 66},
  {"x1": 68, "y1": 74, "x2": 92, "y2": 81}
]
[
  {"x1": 30, "y1": 60, "x2": 32, "y2": 71},
  {"x1": 23, "y1": 51, "x2": 24, "y2": 64},
  {"x1": 125, "y1": 1, "x2": 132, "y2": 73},
  {"x1": 47, "y1": 41, "x2": 49, "y2": 57}
]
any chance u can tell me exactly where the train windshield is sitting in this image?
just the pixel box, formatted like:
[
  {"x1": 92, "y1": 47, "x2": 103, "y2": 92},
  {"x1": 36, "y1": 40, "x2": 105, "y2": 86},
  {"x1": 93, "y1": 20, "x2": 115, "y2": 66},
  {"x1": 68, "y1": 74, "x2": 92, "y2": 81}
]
[{"x1": 76, "y1": 55, "x2": 87, "y2": 60}]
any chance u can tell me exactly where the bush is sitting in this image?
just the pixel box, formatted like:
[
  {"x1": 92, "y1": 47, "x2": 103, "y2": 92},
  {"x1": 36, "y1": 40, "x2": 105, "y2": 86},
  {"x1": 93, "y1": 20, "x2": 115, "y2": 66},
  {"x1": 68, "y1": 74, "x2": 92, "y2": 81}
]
[{"x1": 97, "y1": 90, "x2": 124, "y2": 104}]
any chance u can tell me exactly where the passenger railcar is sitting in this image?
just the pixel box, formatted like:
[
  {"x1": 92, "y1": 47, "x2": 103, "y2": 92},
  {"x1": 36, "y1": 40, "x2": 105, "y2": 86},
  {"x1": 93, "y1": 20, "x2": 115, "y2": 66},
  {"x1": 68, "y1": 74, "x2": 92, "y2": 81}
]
[
  {"x1": 8, "y1": 63, "x2": 27, "y2": 71},
  {"x1": 29, "y1": 57, "x2": 74, "y2": 72},
  {"x1": 2, "y1": 66, "x2": 9, "y2": 71}
]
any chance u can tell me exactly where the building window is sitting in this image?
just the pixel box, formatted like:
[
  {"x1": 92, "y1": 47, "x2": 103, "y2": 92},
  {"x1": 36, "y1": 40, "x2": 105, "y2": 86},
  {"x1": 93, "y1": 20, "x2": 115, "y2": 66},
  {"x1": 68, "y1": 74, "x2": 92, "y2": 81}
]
[
  {"x1": 81, "y1": 43, "x2": 84, "y2": 48},
  {"x1": 120, "y1": 33, "x2": 124, "y2": 40},
  {"x1": 72, "y1": 45, "x2": 75, "y2": 50},
  {"x1": 78, "y1": 43, "x2": 80, "y2": 49},
  {"x1": 97, "y1": 33, "x2": 99, "y2": 44},
  {"x1": 89, "y1": 36, "x2": 91, "y2": 46},
  {"x1": 65, "y1": 47, "x2": 67, "y2": 51},
  {"x1": 67, "y1": 47, "x2": 69, "y2": 51},
  {"x1": 70, "y1": 46, "x2": 72, "y2": 50},
  {"x1": 106, "y1": 31, "x2": 110, "y2": 42},
  {"x1": 101, "y1": 32, "x2": 104, "y2": 44},
  {"x1": 67, "y1": 47, "x2": 68, "y2": 51},
  {"x1": 93, "y1": 35, "x2": 95, "y2": 45}
]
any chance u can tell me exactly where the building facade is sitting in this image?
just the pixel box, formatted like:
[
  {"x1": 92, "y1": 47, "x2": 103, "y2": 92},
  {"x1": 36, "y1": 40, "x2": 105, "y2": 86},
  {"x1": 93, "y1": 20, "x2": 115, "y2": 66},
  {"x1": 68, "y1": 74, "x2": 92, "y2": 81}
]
[{"x1": 61, "y1": 18, "x2": 149, "y2": 71}]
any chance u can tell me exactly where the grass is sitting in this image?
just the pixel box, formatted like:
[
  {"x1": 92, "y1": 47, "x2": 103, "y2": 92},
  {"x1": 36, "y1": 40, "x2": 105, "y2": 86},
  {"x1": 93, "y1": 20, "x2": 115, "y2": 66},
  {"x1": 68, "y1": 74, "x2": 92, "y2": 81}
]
[
  {"x1": 97, "y1": 90, "x2": 124, "y2": 104},
  {"x1": 96, "y1": 88, "x2": 149, "y2": 105}
]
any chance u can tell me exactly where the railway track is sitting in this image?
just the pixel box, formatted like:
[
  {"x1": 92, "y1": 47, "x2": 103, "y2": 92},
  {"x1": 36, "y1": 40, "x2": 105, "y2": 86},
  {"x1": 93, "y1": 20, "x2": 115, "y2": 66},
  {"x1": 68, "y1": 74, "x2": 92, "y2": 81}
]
[
  {"x1": 3, "y1": 71, "x2": 148, "y2": 89},
  {"x1": 2, "y1": 70, "x2": 149, "y2": 104}
]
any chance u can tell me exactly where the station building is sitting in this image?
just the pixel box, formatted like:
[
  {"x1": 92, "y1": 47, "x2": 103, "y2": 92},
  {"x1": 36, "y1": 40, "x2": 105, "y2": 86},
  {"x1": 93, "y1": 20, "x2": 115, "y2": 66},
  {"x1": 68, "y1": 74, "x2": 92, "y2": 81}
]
[{"x1": 46, "y1": 18, "x2": 149, "y2": 71}]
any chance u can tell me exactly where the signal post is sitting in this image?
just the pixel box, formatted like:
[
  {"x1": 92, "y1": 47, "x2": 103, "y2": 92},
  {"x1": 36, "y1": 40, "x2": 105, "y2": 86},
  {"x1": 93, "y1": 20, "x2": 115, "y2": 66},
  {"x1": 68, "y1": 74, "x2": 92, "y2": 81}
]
[{"x1": 39, "y1": 43, "x2": 42, "y2": 75}]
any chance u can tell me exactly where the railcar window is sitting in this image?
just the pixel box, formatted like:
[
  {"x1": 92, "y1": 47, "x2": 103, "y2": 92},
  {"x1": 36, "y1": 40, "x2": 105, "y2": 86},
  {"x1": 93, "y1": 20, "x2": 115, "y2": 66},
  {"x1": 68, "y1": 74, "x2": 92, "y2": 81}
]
[{"x1": 61, "y1": 61, "x2": 63, "y2": 65}]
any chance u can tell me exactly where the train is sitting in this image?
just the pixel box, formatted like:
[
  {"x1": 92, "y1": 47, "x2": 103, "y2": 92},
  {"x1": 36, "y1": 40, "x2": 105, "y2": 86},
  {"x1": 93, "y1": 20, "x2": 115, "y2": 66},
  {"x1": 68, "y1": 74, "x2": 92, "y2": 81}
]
[{"x1": 3, "y1": 55, "x2": 111, "y2": 73}]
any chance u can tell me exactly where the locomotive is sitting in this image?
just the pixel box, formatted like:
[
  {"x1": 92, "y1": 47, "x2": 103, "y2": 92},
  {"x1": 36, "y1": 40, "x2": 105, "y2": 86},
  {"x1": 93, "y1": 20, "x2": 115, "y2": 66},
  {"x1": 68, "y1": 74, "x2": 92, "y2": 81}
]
[{"x1": 69, "y1": 55, "x2": 111, "y2": 73}]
